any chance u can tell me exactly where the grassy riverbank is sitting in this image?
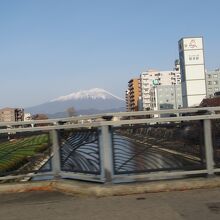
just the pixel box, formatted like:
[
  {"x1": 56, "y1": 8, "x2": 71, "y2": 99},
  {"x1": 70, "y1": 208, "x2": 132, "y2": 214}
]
[{"x1": 0, "y1": 134, "x2": 49, "y2": 175}]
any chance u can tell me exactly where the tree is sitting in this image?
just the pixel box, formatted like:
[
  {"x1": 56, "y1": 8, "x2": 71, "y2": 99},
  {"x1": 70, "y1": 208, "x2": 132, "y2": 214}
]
[
  {"x1": 31, "y1": 114, "x2": 49, "y2": 127},
  {"x1": 66, "y1": 107, "x2": 77, "y2": 117},
  {"x1": 31, "y1": 114, "x2": 49, "y2": 120}
]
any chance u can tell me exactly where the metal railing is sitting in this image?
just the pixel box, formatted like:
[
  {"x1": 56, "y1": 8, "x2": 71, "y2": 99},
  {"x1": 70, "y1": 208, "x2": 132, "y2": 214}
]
[{"x1": 0, "y1": 106, "x2": 220, "y2": 184}]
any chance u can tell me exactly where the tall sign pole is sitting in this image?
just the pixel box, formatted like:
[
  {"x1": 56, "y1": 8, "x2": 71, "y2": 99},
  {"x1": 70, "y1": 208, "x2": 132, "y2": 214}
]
[{"x1": 178, "y1": 37, "x2": 207, "y2": 107}]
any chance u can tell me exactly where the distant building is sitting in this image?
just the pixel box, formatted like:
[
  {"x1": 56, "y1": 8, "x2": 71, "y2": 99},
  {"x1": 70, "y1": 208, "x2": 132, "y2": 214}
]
[
  {"x1": 125, "y1": 90, "x2": 131, "y2": 111},
  {"x1": 178, "y1": 37, "x2": 207, "y2": 107},
  {"x1": 126, "y1": 78, "x2": 141, "y2": 111},
  {"x1": 206, "y1": 69, "x2": 220, "y2": 98},
  {"x1": 0, "y1": 108, "x2": 24, "y2": 122},
  {"x1": 150, "y1": 84, "x2": 183, "y2": 112},
  {"x1": 24, "y1": 113, "x2": 32, "y2": 121},
  {"x1": 140, "y1": 61, "x2": 181, "y2": 111}
]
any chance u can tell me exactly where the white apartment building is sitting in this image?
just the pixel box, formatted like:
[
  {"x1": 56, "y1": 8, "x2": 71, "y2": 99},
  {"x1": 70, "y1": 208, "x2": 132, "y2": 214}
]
[
  {"x1": 140, "y1": 61, "x2": 181, "y2": 110},
  {"x1": 206, "y1": 69, "x2": 220, "y2": 97}
]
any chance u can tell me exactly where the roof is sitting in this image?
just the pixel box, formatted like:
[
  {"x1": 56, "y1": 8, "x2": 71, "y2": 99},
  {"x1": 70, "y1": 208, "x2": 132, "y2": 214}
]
[{"x1": 200, "y1": 96, "x2": 220, "y2": 107}]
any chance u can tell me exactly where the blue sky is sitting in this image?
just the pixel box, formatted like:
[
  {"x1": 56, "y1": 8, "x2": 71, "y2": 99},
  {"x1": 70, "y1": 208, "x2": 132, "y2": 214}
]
[{"x1": 0, "y1": 0, "x2": 220, "y2": 108}]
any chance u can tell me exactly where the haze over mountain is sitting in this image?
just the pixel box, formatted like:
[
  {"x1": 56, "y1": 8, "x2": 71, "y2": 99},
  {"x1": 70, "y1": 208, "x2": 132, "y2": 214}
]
[{"x1": 26, "y1": 88, "x2": 126, "y2": 116}]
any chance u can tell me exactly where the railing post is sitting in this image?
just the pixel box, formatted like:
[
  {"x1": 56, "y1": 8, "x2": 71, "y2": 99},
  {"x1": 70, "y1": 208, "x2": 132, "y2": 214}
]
[
  {"x1": 204, "y1": 119, "x2": 215, "y2": 175},
  {"x1": 51, "y1": 129, "x2": 61, "y2": 179},
  {"x1": 100, "y1": 125, "x2": 114, "y2": 183}
]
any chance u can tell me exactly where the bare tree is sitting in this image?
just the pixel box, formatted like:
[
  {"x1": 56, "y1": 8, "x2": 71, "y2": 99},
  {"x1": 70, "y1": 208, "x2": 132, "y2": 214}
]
[
  {"x1": 66, "y1": 107, "x2": 77, "y2": 117},
  {"x1": 31, "y1": 114, "x2": 49, "y2": 126},
  {"x1": 31, "y1": 114, "x2": 48, "y2": 120}
]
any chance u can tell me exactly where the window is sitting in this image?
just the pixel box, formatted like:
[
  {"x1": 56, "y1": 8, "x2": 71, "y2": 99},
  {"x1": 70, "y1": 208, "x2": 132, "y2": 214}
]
[
  {"x1": 213, "y1": 74, "x2": 218, "y2": 78},
  {"x1": 208, "y1": 81, "x2": 212, "y2": 85},
  {"x1": 215, "y1": 88, "x2": 219, "y2": 91},
  {"x1": 214, "y1": 81, "x2": 218, "y2": 85},
  {"x1": 208, "y1": 74, "x2": 211, "y2": 78}
]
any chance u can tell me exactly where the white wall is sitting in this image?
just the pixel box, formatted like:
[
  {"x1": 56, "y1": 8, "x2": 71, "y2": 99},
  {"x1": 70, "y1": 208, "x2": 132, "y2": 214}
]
[
  {"x1": 185, "y1": 65, "x2": 205, "y2": 80},
  {"x1": 186, "y1": 80, "x2": 206, "y2": 95},
  {"x1": 187, "y1": 95, "x2": 207, "y2": 106}
]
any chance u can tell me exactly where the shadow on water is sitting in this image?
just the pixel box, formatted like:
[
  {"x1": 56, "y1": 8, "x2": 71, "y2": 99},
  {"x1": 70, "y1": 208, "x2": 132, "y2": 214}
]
[{"x1": 112, "y1": 134, "x2": 204, "y2": 175}]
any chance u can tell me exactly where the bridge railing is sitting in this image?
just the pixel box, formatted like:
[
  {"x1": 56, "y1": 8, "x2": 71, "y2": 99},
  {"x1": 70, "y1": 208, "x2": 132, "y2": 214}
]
[{"x1": 0, "y1": 107, "x2": 220, "y2": 183}]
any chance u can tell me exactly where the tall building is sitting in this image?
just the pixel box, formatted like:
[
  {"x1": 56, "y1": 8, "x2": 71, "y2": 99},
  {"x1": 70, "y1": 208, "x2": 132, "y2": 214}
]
[
  {"x1": 206, "y1": 69, "x2": 220, "y2": 97},
  {"x1": 126, "y1": 78, "x2": 141, "y2": 111},
  {"x1": 140, "y1": 62, "x2": 181, "y2": 111},
  {"x1": 125, "y1": 89, "x2": 131, "y2": 111},
  {"x1": 178, "y1": 37, "x2": 207, "y2": 107},
  {"x1": 0, "y1": 108, "x2": 24, "y2": 122}
]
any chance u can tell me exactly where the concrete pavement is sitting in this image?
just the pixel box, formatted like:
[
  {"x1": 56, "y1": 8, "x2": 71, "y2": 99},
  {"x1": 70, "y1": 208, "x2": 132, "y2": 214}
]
[
  {"x1": 2, "y1": 176, "x2": 220, "y2": 196},
  {"x1": 0, "y1": 188, "x2": 220, "y2": 220}
]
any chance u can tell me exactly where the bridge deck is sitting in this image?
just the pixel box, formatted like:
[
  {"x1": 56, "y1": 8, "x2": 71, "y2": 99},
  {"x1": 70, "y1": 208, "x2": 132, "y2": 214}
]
[{"x1": 1, "y1": 187, "x2": 220, "y2": 220}]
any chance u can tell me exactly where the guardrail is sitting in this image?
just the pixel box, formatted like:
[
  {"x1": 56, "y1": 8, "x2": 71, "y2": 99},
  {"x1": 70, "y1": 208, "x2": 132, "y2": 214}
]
[{"x1": 0, "y1": 107, "x2": 220, "y2": 184}]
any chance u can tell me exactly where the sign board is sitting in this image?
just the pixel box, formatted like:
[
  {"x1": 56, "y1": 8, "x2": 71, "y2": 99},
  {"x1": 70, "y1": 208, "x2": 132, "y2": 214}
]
[
  {"x1": 184, "y1": 50, "x2": 204, "y2": 65},
  {"x1": 182, "y1": 38, "x2": 203, "y2": 50},
  {"x1": 152, "y1": 79, "x2": 159, "y2": 85}
]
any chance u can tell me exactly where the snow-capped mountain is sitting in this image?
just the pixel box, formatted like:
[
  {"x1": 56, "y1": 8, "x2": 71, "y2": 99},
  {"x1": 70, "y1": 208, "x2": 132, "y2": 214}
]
[
  {"x1": 26, "y1": 88, "x2": 125, "y2": 115},
  {"x1": 50, "y1": 88, "x2": 125, "y2": 102}
]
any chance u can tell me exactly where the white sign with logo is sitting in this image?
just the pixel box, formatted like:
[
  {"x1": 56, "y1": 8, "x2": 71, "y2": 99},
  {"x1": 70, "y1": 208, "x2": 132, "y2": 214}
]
[{"x1": 183, "y1": 38, "x2": 203, "y2": 50}]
